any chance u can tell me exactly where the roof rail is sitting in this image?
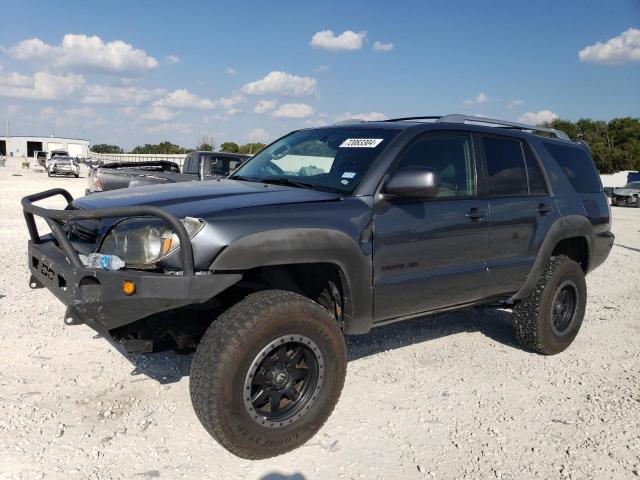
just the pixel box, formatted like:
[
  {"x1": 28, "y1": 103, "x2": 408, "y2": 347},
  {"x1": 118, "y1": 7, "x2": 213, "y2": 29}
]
[{"x1": 384, "y1": 114, "x2": 571, "y2": 141}]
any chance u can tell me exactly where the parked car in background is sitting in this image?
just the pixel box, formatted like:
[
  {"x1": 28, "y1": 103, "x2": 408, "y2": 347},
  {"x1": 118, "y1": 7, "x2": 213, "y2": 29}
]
[
  {"x1": 87, "y1": 151, "x2": 249, "y2": 193},
  {"x1": 47, "y1": 155, "x2": 80, "y2": 177},
  {"x1": 611, "y1": 181, "x2": 640, "y2": 207},
  {"x1": 45, "y1": 150, "x2": 70, "y2": 170}
]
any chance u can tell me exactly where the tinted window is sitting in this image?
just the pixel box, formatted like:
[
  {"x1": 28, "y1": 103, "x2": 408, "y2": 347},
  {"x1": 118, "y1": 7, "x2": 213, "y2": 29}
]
[
  {"x1": 396, "y1": 133, "x2": 475, "y2": 197},
  {"x1": 524, "y1": 146, "x2": 548, "y2": 195},
  {"x1": 483, "y1": 137, "x2": 528, "y2": 196},
  {"x1": 543, "y1": 142, "x2": 601, "y2": 193}
]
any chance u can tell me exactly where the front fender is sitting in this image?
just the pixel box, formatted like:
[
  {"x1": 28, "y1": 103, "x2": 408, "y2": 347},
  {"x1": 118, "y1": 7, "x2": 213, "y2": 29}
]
[{"x1": 211, "y1": 228, "x2": 373, "y2": 334}]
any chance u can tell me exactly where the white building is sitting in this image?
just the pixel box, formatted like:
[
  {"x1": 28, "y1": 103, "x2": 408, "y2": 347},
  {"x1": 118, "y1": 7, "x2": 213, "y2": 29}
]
[{"x1": 0, "y1": 135, "x2": 90, "y2": 159}]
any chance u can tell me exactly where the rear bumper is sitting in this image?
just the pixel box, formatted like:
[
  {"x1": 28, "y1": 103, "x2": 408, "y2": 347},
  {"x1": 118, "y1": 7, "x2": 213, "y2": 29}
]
[
  {"x1": 589, "y1": 231, "x2": 615, "y2": 272},
  {"x1": 28, "y1": 239, "x2": 241, "y2": 335}
]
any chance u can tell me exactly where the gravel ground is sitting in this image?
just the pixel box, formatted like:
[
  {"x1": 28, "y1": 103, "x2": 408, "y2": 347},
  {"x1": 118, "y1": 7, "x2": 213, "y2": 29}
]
[{"x1": 1, "y1": 162, "x2": 639, "y2": 480}]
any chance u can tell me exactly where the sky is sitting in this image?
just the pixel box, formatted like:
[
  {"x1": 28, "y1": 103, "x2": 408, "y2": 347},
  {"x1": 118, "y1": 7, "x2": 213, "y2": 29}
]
[{"x1": 0, "y1": 0, "x2": 638, "y2": 150}]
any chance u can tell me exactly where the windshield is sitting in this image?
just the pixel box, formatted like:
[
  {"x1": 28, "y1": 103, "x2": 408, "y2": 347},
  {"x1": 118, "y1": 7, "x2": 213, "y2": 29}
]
[
  {"x1": 230, "y1": 127, "x2": 400, "y2": 194},
  {"x1": 623, "y1": 182, "x2": 640, "y2": 189}
]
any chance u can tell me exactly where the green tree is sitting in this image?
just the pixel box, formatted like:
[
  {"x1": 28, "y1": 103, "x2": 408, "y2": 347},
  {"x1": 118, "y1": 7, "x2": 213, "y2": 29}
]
[
  {"x1": 220, "y1": 141, "x2": 240, "y2": 153},
  {"x1": 197, "y1": 143, "x2": 214, "y2": 151},
  {"x1": 541, "y1": 117, "x2": 640, "y2": 174},
  {"x1": 91, "y1": 144, "x2": 123, "y2": 154},
  {"x1": 131, "y1": 141, "x2": 191, "y2": 154},
  {"x1": 239, "y1": 143, "x2": 266, "y2": 155}
]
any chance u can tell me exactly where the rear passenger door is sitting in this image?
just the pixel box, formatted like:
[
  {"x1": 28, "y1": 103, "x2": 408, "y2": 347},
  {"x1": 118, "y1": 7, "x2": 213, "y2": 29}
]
[{"x1": 480, "y1": 135, "x2": 557, "y2": 296}]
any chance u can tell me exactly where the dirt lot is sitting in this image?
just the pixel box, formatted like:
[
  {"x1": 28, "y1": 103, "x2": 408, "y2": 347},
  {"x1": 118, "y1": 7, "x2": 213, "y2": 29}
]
[{"x1": 1, "y1": 161, "x2": 639, "y2": 480}]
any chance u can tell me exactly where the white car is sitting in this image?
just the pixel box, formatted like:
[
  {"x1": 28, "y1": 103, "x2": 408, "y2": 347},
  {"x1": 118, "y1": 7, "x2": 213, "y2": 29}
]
[{"x1": 47, "y1": 156, "x2": 80, "y2": 178}]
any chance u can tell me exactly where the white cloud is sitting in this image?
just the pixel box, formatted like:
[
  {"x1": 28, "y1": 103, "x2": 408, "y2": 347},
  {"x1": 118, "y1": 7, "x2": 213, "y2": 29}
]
[
  {"x1": 217, "y1": 93, "x2": 246, "y2": 110},
  {"x1": 65, "y1": 106, "x2": 95, "y2": 117},
  {"x1": 272, "y1": 103, "x2": 315, "y2": 119},
  {"x1": 0, "y1": 65, "x2": 32, "y2": 88},
  {"x1": 9, "y1": 34, "x2": 158, "y2": 77},
  {"x1": 507, "y1": 99, "x2": 524, "y2": 110},
  {"x1": 254, "y1": 99, "x2": 277, "y2": 113},
  {"x1": 39, "y1": 107, "x2": 56, "y2": 120},
  {"x1": 155, "y1": 89, "x2": 216, "y2": 109},
  {"x1": 310, "y1": 30, "x2": 366, "y2": 51},
  {"x1": 463, "y1": 92, "x2": 489, "y2": 109},
  {"x1": 337, "y1": 111, "x2": 386, "y2": 122},
  {"x1": 225, "y1": 67, "x2": 237, "y2": 75},
  {"x1": 241, "y1": 71, "x2": 318, "y2": 97},
  {"x1": 118, "y1": 106, "x2": 137, "y2": 116},
  {"x1": 246, "y1": 127, "x2": 272, "y2": 143},
  {"x1": 579, "y1": 28, "x2": 640, "y2": 65},
  {"x1": 372, "y1": 41, "x2": 394, "y2": 52},
  {"x1": 83, "y1": 84, "x2": 165, "y2": 105},
  {"x1": 145, "y1": 122, "x2": 191, "y2": 135},
  {"x1": 313, "y1": 65, "x2": 330, "y2": 73},
  {"x1": 0, "y1": 70, "x2": 85, "y2": 100},
  {"x1": 518, "y1": 110, "x2": 558, "y2": 125},
  {"x1": 165, "y1": 54, "x2": 180, "y2": 65},
  {"x1": 303, "y1": 118, "x2": 329, "y2": 127},
  {"x1": 143, "y1": 105, "x2": 175, "y2": 121}
]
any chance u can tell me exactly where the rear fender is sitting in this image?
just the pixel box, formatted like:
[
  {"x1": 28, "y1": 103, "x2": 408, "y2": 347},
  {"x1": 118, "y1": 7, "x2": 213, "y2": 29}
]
[{"x1": 511, "y1": 215, "x2": 593, "y2": 301}]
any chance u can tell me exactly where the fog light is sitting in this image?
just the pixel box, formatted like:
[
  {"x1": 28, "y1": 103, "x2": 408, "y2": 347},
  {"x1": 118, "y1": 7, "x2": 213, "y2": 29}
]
[{"x1": 122, "y1": 280, "x2": 136, "y2": 296}]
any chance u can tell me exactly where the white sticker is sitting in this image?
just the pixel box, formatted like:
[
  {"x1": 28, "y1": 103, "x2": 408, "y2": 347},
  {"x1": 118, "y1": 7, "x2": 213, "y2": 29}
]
[
  {"x1": 342, "y1": 171, "x2": 356, "y2": 179},
  {"x1": 339, "y1": 138, "x2": 383, "y2": 148},
  {"x1": 340, "y1": 179, "x2": 349, "y2": 185}
]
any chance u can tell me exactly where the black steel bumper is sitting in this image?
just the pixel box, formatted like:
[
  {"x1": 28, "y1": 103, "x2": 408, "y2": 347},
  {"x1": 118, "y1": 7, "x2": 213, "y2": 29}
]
[{"x1": 23, "y1": 188, "x2": 241, "y2": 335}]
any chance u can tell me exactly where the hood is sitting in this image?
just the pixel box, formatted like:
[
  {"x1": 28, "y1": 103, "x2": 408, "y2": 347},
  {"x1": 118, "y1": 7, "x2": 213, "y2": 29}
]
[
  {"x1": 72, "y1": 179, "x2": 340, "y2": 218},
  {"x1": 613, "y1": 188, "x2": 640, "y2": 196}
]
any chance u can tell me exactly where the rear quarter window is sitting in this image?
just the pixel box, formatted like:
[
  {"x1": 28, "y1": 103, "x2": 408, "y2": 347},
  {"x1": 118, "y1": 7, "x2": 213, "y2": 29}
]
[{"x1": 543, "y1": 142, "x2": 601, "y2": 193}]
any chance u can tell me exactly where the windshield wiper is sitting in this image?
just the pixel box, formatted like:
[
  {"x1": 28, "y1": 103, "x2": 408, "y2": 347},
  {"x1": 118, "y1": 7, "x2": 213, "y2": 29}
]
[{"x1": 259, "y1": 178, "x2": 319, "y2": 190}]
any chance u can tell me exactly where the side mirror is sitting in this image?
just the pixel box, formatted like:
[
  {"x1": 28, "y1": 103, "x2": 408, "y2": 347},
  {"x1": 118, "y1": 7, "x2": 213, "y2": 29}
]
[{"x1": 385, "y1": 167, "x2": 441, "y2": 198}]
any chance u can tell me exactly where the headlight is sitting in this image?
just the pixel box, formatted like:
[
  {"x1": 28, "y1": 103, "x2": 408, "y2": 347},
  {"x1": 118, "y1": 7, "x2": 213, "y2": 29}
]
[{"x1": 99, "y1": 217, "x2": 204, "y2": 267}]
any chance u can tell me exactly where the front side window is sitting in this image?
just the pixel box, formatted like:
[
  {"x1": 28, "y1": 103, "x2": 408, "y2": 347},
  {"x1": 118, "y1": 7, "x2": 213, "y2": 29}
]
[
  {"x1": 394, "y1": 133, "x2": 476, "y2": 198},
  {"x1": 231, "y1": 128, "x2": 401, "y2": 194},
  {"x1": 483, "y1": 137, "x2": 528, "y2": 196}
]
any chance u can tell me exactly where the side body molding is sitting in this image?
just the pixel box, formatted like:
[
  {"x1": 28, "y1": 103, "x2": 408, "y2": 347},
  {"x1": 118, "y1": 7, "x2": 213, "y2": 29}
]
[
  {"x1": 210, "y1": 228, "x2": 373, "y2": 334},
  {"x1": 511, "y1": 215, "x2": 594, "y2": 301}
]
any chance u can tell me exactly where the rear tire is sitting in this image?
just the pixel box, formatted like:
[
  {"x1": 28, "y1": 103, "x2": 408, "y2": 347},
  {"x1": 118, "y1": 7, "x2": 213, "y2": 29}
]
[
  {"x1": 189, "y1": 290, "x2": 347, "y2": 459},
  {"x1": 514, "y1": 255, "x2": 586, "y2": 355}
]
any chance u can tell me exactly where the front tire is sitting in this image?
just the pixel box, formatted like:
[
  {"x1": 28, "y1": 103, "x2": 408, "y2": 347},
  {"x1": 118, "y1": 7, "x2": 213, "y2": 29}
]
[
  {"x1": 514, "y1": 255, "x2": 587, "y2": 355},
  {"x1": 190, "y1": 290, "x2": 347, "y2": 459}
]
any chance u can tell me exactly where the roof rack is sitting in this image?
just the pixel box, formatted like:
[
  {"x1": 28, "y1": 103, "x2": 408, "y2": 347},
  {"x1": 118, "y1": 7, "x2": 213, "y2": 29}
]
[{"x1": 384, "y1": 114, "x2": 571, "y2": 141}]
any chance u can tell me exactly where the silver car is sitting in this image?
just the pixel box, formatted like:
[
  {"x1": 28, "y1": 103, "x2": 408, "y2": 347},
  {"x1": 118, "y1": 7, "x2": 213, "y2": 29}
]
[
  {"x1": 611, "y1": 181, "x2": 640, "y2": 207},
  {"x1": 47, "y1": 156, "x2": 80, "y2": 178}
]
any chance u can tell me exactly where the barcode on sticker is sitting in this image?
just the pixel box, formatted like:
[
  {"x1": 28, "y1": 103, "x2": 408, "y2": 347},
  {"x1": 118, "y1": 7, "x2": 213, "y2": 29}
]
[{"x1": 339, "y1": 138, "x2": 383, "y2": 148}]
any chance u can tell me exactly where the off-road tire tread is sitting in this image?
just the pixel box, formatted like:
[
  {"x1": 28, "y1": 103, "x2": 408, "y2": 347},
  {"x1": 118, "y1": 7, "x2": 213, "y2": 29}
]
[
  {"x1": 189, "y1": 289, "x2": 346, "y2": 459},
  {"x1": 513, "y1": 255, "x2": 585, "y2": 355}
]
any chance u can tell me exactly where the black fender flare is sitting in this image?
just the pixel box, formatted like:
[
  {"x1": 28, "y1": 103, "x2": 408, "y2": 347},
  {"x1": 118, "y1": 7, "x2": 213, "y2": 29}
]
[
  {"x1": 210, "y1": 228, "x2": 373, "y2": 334},
  {"x1": 511, "y1": 215, "x2": 593, "y2": 301}
]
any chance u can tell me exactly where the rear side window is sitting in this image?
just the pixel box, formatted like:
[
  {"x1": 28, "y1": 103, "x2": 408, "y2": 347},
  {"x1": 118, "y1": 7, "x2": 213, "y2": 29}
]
[
  {"x1": 523, "y1": 146, "x2": 548, "y2": 195},
  {"x1": 482, "y1": 137, "x2": 528, "y2": 196},
  {"x1": 543, "y1": 142, "x2": 601, "y2": 193}
]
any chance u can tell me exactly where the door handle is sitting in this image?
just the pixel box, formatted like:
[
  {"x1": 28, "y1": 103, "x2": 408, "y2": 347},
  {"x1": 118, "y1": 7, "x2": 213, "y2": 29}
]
[
  {"x1": 466, "y1": 208, "x2": 487, "y2": 221},
  {"x1": 537, "y1": 203, "x2": 551, "y2": 215}
]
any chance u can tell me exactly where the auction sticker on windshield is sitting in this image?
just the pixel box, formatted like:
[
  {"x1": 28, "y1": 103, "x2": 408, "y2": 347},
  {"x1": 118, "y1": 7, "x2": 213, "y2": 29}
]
[{"x1": 339, "y1": 138, "x2": 384, "y2": 148}]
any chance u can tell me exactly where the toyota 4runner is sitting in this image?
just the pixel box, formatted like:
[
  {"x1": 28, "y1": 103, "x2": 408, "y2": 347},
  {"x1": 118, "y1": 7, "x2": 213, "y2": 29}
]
[{"x1": 22, "y1": 114, "x2": 614, "y2": 459}]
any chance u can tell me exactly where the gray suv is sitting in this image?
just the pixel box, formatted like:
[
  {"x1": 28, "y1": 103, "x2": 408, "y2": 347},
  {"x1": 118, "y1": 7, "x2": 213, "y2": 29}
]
[{"x1": 22, "y1": 114, "x2": 613, "y2": 459}]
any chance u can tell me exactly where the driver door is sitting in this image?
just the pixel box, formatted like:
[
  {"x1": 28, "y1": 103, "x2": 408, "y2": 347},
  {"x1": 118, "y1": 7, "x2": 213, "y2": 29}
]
[{"x1": 372, "y1": 132, "x2": 490, "y2": 322}]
